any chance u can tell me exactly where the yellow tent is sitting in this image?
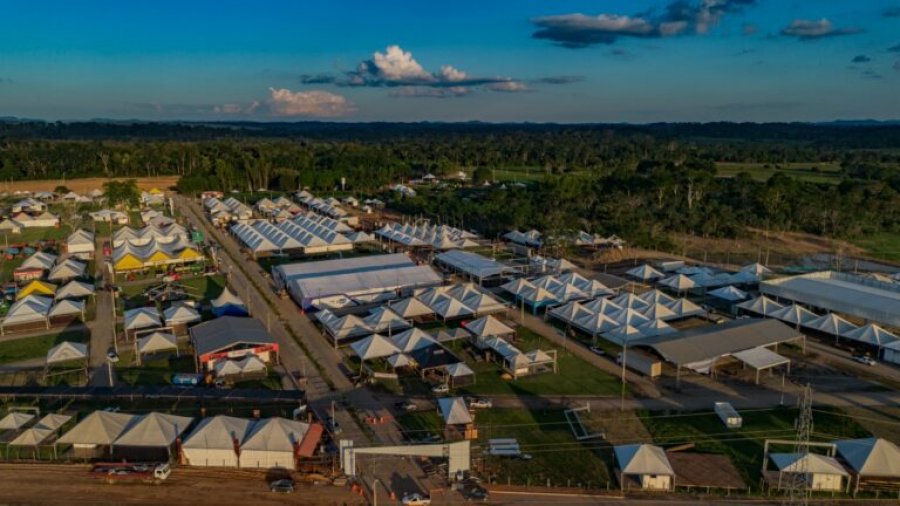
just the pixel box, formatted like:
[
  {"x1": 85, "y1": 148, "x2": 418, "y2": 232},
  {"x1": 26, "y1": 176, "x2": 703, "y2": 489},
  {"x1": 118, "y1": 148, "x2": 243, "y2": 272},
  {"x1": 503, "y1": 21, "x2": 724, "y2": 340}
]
[
  {"x1": 17, "y1": 280, "x2": 57, "y2": 299},
  {"x1": 149, "y1": 187, "x2": 164, "y2": 195},
  {"x1": 114, "y1": 253, "x2": 144, "y2": 271},
  {"x1": 177, "y1": 247, "x2": 202, "y2": 261},
  {"x1": 147, "y1": 250, "x2": 173, "y2": 264}
]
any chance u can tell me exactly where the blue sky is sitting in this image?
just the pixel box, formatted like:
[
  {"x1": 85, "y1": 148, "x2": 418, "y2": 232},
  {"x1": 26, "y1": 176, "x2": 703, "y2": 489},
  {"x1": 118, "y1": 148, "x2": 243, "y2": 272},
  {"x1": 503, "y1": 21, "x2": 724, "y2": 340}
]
[{"x1": 1, "y1": 0, "x2": 898, "y2": 122}]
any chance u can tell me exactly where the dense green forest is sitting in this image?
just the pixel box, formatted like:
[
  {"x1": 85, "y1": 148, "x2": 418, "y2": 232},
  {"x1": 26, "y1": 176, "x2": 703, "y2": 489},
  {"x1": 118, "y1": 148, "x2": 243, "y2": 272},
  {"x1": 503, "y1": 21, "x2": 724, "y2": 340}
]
[{"x1": 1, "y1": 120, "x2": 898, "y2": 248}]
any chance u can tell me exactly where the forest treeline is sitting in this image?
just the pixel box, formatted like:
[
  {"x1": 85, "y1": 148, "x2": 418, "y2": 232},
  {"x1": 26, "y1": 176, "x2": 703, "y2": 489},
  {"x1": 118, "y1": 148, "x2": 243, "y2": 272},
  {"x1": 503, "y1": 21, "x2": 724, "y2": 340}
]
[{"x1": 0, "y1": 120, "x2": 898, "y2": 247}]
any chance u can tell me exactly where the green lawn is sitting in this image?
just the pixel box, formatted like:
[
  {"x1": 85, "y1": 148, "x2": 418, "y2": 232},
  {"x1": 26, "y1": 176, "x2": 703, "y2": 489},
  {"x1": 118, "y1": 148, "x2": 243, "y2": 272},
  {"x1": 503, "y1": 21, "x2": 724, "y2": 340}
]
[
  {"x1": 852, "y1": 231, "x2": 900, "y2": 263},
  {"x1": 447, "y1": 327, "x2": 622, "y2": 397},
  {"x1": 399, "y1": 408, "x2": 612, "y2": 488},
  {"x1": 119, "y1": 274, "x2": 225, "y2": 312},
  {"x1": 1, "y1": 226, "x2": 72, "y2": 245},
  {"x1": 0, "y1": 330, "x2": 89, "y2": 365},
  {"x1": 715, "y1": 162, "x2": 843, "y2": 184},
  {"x1": 117, "y1": 354, "x2": 196, "y2": 386},
  {"x1": 0, "y1": 256, "x2": 24, "y2": 283},
  {"x1": 639, "y1": 407, "x2": 871, "y2": 487}
]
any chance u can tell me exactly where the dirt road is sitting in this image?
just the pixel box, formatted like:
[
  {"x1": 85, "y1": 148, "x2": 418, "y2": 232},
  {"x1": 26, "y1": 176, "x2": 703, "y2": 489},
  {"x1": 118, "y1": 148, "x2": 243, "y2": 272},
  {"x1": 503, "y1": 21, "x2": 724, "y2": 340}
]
[{"x1": 0, "y1": 463, "x2": 365, "y2": 505}]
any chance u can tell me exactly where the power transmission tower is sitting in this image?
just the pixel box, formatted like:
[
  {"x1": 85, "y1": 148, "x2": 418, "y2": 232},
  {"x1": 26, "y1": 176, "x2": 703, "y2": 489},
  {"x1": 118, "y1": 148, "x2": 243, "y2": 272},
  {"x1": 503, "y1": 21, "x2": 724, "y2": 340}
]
[{"x1": 786, "y1": 383, "x2": 813, "y2": 506}]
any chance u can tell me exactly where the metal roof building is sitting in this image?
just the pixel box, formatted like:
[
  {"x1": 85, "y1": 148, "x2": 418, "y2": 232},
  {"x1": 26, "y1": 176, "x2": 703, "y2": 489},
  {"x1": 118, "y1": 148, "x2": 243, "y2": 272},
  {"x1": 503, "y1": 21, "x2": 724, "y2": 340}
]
[
  {"x1": 189, "y1": 316, "x2": 278, "y2": 373},
  {"x1": 761, "y1": 271, "x2": 900, "y2": 328}
]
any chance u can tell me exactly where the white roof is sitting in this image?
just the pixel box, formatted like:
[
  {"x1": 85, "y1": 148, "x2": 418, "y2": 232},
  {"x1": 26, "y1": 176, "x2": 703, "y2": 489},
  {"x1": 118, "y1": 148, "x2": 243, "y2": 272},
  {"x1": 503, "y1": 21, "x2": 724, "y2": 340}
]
[
  {"x1": 58, "y1": 411, "x2": 139, "y2": 445},
  {"x1": 9, "y1": 427, "x2": 54, "y2": 446},
  {"x1": 736, "y1": 295, "x2": 785, "y2": 316},
  {"x1": 362, "y1": 306, "x2": 410, "y2": 333},
  {"x1": 603, "y1": 324, "x2": 647, "y2": 345},
  {"x1": 114, "y1": 412, "x2": 194, "y2": 447},
  {"x1": 464, "y1": 315, "x2": 515, "y2": 338},
  {"x1": 137, "y1": 331, "x2": 178, "y2": 355},
  {"x1": 583, "y1": 298, "x2": 624, "y2": 315},
  {"x1": 48, "y1": 299, "x2": 85, "y2": 319},
  {"x1": 641, "y1": 302, "x2": 677, "y2": 321},
  {"x1": 666, "y1": 297, "x2": 705, "y2": 318},
  {"x1": 501, "y1": 278, "x2": 535, "y2": 297},
  {"x1": 0, "y1": 412, "x2": 35, "y2": 430},
  {"x1": 215, "y1": 360, "x2": 243, "y2": 377},
  {"x1": 35, "y1": 413, "x2": 72, "y2": 431},
  {"x1": 610, "y1": 307, "x2": 652, "y2": 327},
  {"x1": 803, "y1": 313, "x2": 859, "y2": 336},
  {"x1": 21, "y1": 251, "x2": 57, "y2": 270},
  {"x1": 387, "y1": 297, "x2": 434, "y2": 318},
  {"x1": 574, "y1": 311, "x2": 619, "y2": 334},
  {"x1": 391, "y1": 328, "x2": 438, "y2": 353},
  {"x1": 183, "y1": 415, "x2": 255, "y2": 450},
  {"x1": 658, "y1": 274, "x2": 697, "y2": 291},
  {"x1": 241, "y1": 417, "x2": 311, "y2": 452},
  {"x1": 387, "y1": 352, "x2": 412, "y2": 368},
  {"x1": 351, "y1": 334, "x2": 401, "y2": 361},
  {"x1": 841, "y1": 323, "x2": 898, "y2": 347},
  {"x1": 626, "y1": 264, "x2": 665, "y2": 281},
  {"x1": 771, "y1": 453, "x2": 849, "y2": 475},
  {"x1": 46, "y1": 341, "x2": 88, "y2": 364},
  {"x1": 48, "y1": 258, "x2": 87, "y2": 281},
  {"x1": 55, "y1": 280, "x2": 95, "y2": 300},
  {"x1": 638, "y1": 289, "x2": 678, "y2": 306},
  {"x1": 638, "y1": 318, "x2": 677, "y2": 337},
  {"x1": 211, "y1": 287, "x2": 246, "y2": 310},
  {"x1": 836, "y1": 438, "x2": 900, "y2": 477},
  {"x1": 3, "y1": 295, "x2": 52, "y2": 326},
  {"x1": 611, "y1": 293, "x2": 651, "y2": 311},
  {"x1": 438, "y1": 397, "x2": 473, "y2": 425},
  {"x1": 550, "y1": 301, "x2": 593, "y2": 322},
  {"x1": 124, "y1": 307, "x2": 162, "y2": 330},
  {"x1": 708, "y1": 285, "x2": 749, "y2": 302},
  {"x1": 741, "y1": 263, "x2": 772, "y2": 276},
  {"x1": 430, "y1": 295, "x2": 475, "y2": 319},
  {"x1": 768, "y1": 303, "x2": 819, "y2": 326},
  {"x1": 732, "y1": 347, "x2": 790, "y2": 370},
  {"x1": 444, "y1": 361, "x2": 474, "y2": 377},
  {"x1": 164, "y1": 302, "x2": 202, "y2": 325},
  {"x1": 435, "y1": 250, "x2": 511, "y2": 279},
  {"x1": 237, "y1": 355, "x2": 267, "y2": 373},
  {"x1": 615, "y1": 444, "x2": 674, "y2": 475}
]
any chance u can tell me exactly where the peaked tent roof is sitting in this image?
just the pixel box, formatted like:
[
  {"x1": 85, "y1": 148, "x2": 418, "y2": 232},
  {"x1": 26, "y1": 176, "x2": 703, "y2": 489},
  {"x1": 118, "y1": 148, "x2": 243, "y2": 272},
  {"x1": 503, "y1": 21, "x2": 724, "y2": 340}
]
[
  {"x1": 388, "y1": 297, "x2": 434, "y2": 318},
  {"x1": 803, "y1": 313, "x2": 859, "y2": 337},
  {"x1": 0, "y1": 412, "x2": 35, "y2": 430},
  {"x1": 114, "y1": 412, "x2": 194, "y2": 447},
  {"x1": 241, "y1": 417, "x2": 311, "y2": 452},
  {"x1": 35, "y1": 413, "x2": 72, "y2": 431},
  {"x1": 666, "y1": 297, "x2": 705, "y2": 318},
  {"x1": 708, "y1": 285, "x2": 749, "y2": 302},
  {"x1": 137, "y1": 331, "x2": 178, "y2": 355},
  {"x1": 351, "y1": 334, "x2": 401, "y2": 361},
  {"x1": 55, "y1": 280, "x2": 95, "y2": 300},
  {"x1": 768, "y1": 303, "x2": 819, "y2": 326},
  {"x1": 658, "y1": 274, "x2": 698, "y2": 291},
  {"x1": 48, "y1": 258, "x2": 87, "y2": 281},
  {"x1": 444, "y1": 361, "x2": 474, "y2": 377},
  {"x1": 48, "y1": 299, "x2": 84, "y2": 318},
  {"x1": 736, "y1": 295, "x2": 785, "y2": 316},
  {"x1": 835, "y1": 438, "x2": 900, "y2": 477},
  {"x1": 391, "y1": 327, "x2": 438, "y2": 353},
  {"x1": 46, "y1": 341, "x2": 88, "y2": 364},
  {"x1": 124, "y1": 307, "x2": 162, "y2": 330},
  {"x1": 771, "y1": 453, "x2": 849, "y2": 475},
  {"x1": 9, "y1": 427, "x2": 54, "y2": 446},
  {"x1": 741, "y1": 263, "x2": 772, "y2": 276},
  {"x1": 183, "y1": 416, "x2": 256, "y2": 450},
  {"x1": 638, "y1": 289, "x2": 678, "y2": 306},
  {"x1": 430, "y1": 295, "x2": 476, "y2": 319},
  {"x1": 626, "y1": 264, "x2": 665, "y2": 281},
  {"x1": 58, "y1": 411, "x2": 140, "y2": 445},
  {"x1": 842, "y1": 324, "x2": 898, "y2": 347},
  {"x1": 464, "y1": 315, "x2": 515, "y2": 338},
  {"x1": 438, "y1": 397, "x2": 473, "y2": 425},
  {"x1": 210, "y1": 287, "x2": 247, "y2": 311},
  {"x1": 614, "y1": 444, "x2": 674, "y2": 475},
  {"x1": 501, "y1": 278, "x2": 535, "y2": 297},
  {"x1": 164, "y1": 302, "x2": 202, "y2": 325},
  {"x1": 20, "y1": 251, "x2": 57, "y2": 270}
]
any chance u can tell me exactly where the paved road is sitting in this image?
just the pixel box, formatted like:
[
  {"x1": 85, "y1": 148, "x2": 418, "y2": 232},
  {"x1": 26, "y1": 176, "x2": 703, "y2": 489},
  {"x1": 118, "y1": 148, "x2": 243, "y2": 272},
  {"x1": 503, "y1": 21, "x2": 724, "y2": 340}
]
[
  {"x1": 0, "y1": 384, "x2": 304, "y2": 402},
  {"x1": 85, "y1": 229, "x2": 115, "y2": 379}
]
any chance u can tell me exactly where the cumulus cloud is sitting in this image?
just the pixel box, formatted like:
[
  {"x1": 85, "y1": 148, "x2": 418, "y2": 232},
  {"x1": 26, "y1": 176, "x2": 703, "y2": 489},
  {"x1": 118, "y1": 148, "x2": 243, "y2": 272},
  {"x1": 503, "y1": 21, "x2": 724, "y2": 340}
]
[
  {"x1": 531, "y1": 0, "x2": 756, "y2": 48},
  {"x1": 780, "y1": 19, "x2": 861, "y2": 40},
  {"x1": 267, "y1": 88, "x2": 354, "y2": 117},
  {"x1": 851, "y1": 55, "x2": 872, "y2": 63},
  {"x1": 487, "y1": 81, "x2": 529, "y2": 92}
]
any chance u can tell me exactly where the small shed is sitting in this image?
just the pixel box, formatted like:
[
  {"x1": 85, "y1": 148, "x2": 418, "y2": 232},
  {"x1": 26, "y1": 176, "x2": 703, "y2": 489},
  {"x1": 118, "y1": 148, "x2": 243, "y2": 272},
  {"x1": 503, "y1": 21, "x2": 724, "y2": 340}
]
[
  {"x1": 135, "y1": 331, "x2": 179, "y2": 365},
  {"x1": 614, "y1": 444, "x2": 675, "y2": 491},
  {"x1": 770, "y1": 453, "x2": 849, "y2": 492}
]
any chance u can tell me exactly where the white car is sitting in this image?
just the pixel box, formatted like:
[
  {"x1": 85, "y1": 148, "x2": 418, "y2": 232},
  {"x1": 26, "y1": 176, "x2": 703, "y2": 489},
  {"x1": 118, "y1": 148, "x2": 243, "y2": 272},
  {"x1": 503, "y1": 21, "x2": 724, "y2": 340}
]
[
  {"x1": 852, "y1": 355, "x2": 876, "y2": 366},
  {"x1": 432, "y1": 383, "x2": 449, "y2": 394},
  {"x1": 401, "y1": 493, "x2": 431, "y2": 506},
  {"x1": 467, "y1": 398, "x2": 492, "y2": 409}
]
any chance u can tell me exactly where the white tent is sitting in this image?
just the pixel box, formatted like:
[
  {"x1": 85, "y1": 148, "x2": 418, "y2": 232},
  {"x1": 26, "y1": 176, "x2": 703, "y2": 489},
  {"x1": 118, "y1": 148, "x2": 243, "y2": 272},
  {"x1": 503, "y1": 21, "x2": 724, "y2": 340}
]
[
  {"x1": 164, "y1": 302, "x2": 202, "y2": 325},
  {"x1": 391, "y1": 328, "x2": 438, "y2": 353},
  {"x1": 658, "y1": 274, "x2": 697, "y2": 292},
  {"x1": 3, "y1": 295, "x2": 52, "y2": 327},
  {"x1": 583, "y1": 297, "x2": 624, "y2": 316},
  {"x1": 351, "y1": 334, "x2": 401, "y2": 361},
  {"x1": 638, "y1": 319, "x2": 676, "y2": 337},
  {"x1": 387, "y1": 353, "x2": 412, "y2": 368},
  {"x1": 611, "y1": 293, "x2": 651, "y2": 311},
  {"x1": 124, "y1": 307, "x2": 162, "y2": 331},
  {"x1": 575, "y1": 311, "x2": 620, "y2": 335},
  {"x1": 210, "y1": 287, "x2": 248, "y2": 316},
  {"x1": 736, "y1": 295, "x2": 785, "y2": 317},
  {"x1": 666, "y1": 298, "x2": 705, "y2": 318},
  {"x1": 708, "y1": 285, "x2": 749, "y2": 302},
  {"x1": 768, "y1": 304, "x2": 819, "y2": 327},
  {"x1": 770, "y1": 453, "x2": 849, "y2": 491},
  {"x1": 0, "y1": 412, "x2": 35, "y2": 430},
  {"x1": 741, "y1": 263, "x2": 772, "y2": 276},
  {"x1": 460, "y1": 291, "x2": 506, "y2": 314},
  {"x1": 317, "y1": 310, "x2": 372, "y2": 340},
  {"x1": 728, "y1": 270, "x2": 759, "y2": 285},
  {"x1": 215, "y1": 360, "x2": 243, "y2": 377},
  {"x1": 9, "y1": 427, "x2": 53, "y2": 447},
  {"x1": 387, "y1": 297, "x2": 434, "y2": 319},
  {"x1": 610, "y1": 308, "x2": 652, "y2": 327},
  {"x1": 21, "y1": 251, "x2": 57, "y2": 271},
  {"x1": 638, "y1": 289, "x2": 677, "y2": 306},
  {"x1": 549, "y1": 283, "x2": 589, "y2": 303},
  {"x1": 841, "y1": 324, "x2": 898, "y2": 348},
  {"x1": 237, "y1": 355, "x2": 267, "y2": 374},
  {"x1": 58, "y1": 411, "x2": 139, "y2": 446},
  {"x1": 114, "y1": 412, "x2": 193, "y2": 451},
  {"x1": 641, "y1": 302, "x2": 677, "y2": 321},
  {"x1": 444, "y1": 361, "x2": 474, "y2": 378},
  {"x1": 501, "y1": 278, "x2": 535, "y2": 297},
  {"x1": 803, "y1": 313, "x2": 858, "y2": 338},
  {"x1": 438, "y1": 397, "x2": 473, "y2": 425},
  {"x1": 464, "y1": 315, "x2": 515, "y2": 338},
  {"x1": 882, "y1": 340, "x2": 900, "y2": 365},
  {"x1": 549, "y1": 301, "x2": 592, "y2": 323},
  {"x1": 614, "y1": 444, "x2": 674, "y2": 490},
  {"x1": 136, "y1": 331, "x2": 178, "y2": 355},
  {"x1": 48, "y1": 299, "x2": 85, "y2": 319},
  {"x1": 835, "y1": 438, "x2": 900, "y2": 479},
  {"x1": 46, "y1": 341, "x2": 88, "y2": 365},
  {"x1": 239, "y1": 417, "x2": 311, "y2": 469},
  {"x1": 626, "y1": 264, "x2": 664, "y2": 281},
  {"x1": 430, "y1": 295, "x2": 475, "y2": 320},
  {"x1": 55, "y1": 280, "x2": 95, "y2": 301},
  {"x1": 35, "y1": 413, "x2": 72, "y2": 431},
  {"x1": 362, "y1": 307, "x2": 410, "y2": 334},
  {"x1": 183, "y1": 416, "x2": 255, "y2": 468},
  {"x1": 603, "y1": 324, "x2": 647, "y2": 346},
  {"x1": 47, "y1": 258, "x2": 87, "y2": 282}
]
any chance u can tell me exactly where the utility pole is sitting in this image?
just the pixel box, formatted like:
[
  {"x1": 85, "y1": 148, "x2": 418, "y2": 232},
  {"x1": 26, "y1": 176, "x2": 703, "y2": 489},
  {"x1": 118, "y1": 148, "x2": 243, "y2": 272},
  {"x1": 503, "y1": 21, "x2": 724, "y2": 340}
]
[{"x1": 786, "y1": 384, "x2": 813, "y2": 506}]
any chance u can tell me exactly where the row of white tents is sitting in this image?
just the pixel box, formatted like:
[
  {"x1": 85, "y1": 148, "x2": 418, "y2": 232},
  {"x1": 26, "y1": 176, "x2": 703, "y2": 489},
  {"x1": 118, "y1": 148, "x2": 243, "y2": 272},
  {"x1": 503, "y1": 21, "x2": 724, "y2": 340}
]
[
  {"x1": 737, "y1": 295, "x2": 900, "y2": 353},
  {"x1": 501, "y1": 272, "x2": 614, "y2": 311},
  {"x1": 230, "y1": 217, "x2": 362, "y2": 256},
  {"x1": 295, "y1": 191, "x2": 349, "y2": 219},
  {"x1": 375, "y1": 222, "x2": 479, "y2": 250},
  {"x1": 123, "y1": 303, "x2": 201, "y2": 334},
  {"x1": 1, "y1": 295, "x2": 85, "y2": 333},
  {"x1": 204, "y1": 197, "x2": 253, "y2": 222},
  {"x1": 549, "y1": 289, "x2": 705, "y2": 344},
  {"x1": 18, "y1": 251, "x2": 89, "y2": 283},
  {"x1": 626, "y1": 263, "x2": 766, "y2": 288},
  {"x1": 112, "y1": 223, "x2": 188, "y2": 248}
]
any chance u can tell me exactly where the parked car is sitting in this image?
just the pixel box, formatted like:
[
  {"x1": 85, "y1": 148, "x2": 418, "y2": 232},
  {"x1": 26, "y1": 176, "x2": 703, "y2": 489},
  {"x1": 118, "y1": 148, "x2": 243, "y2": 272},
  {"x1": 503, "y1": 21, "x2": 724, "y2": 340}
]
[
  {"x1": 588, "y1": 346, "x2": 605, "y2": 356},
  {"x1": 467, "y1": 398, "x2": 492, "y2": 409},
  {"x1": 401, "y1": 493, "x2": 431, "y2": 505},
  {"x1": 852, "y1": 355, "x2": 876, "y2": 366},
  {"x1": 395, "y1": 401, "x2": 417, "y2": 412},
  {"x1": 431, "y1": 383, "x2": 450, "y2": 394},
  {"x1": 269, "y1": 479, "x2": 294, "y2": 493}
]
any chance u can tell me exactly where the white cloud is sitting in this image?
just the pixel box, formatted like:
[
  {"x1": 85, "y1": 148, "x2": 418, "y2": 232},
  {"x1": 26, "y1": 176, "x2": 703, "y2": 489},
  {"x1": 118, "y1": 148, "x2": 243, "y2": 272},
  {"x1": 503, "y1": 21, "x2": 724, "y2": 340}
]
[
  {"x1": 267, "y1": 88, "x2": 354, "y2": 117},
  {"x1": 363, "y1": 45, "x2": 433, "y2": 82},
  {"x1": 438, "y1": 65, "x2": 467, "y2": 82},
  {"x1": 781, "y1": 19, "x2": 861, "y2": 40},
  {"x1": 487, "y1": 81, "x2": 529, "y2": 93}
]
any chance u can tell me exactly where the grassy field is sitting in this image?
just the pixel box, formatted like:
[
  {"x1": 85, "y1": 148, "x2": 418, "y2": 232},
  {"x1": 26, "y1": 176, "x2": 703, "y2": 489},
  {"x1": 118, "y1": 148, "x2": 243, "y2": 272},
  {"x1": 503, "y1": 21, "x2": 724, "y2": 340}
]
[
  {"x1": 119, "y1": 274, "x2": 225, "y2": 311},
  {"x1": 639, "y1": 407, "x2": 871, "y2": 487},
  {"x1": 399, "y1": 408, "x2": 612, "y2": 488},
  {"x1": 0, "y1": 256, "x2": 24, "y2": 284},
  {"x1": 715, "y1": 162, "x2": 843, "y2": 184},
  {"x1": 0, "y1": 330, "x2": 89, "y2": 365},
  {"x1": 445, "y1": 327, "x2": 622, "y2": 397},
  {"x1": 117, "y1": 354, "x2": 195, "y2": 386},
  {"x1": 851, "y1": 231, "x2": 900, "y2": 263},
  {"x1": 0, "y1": 226, "x2": 72, "y2": 245}
]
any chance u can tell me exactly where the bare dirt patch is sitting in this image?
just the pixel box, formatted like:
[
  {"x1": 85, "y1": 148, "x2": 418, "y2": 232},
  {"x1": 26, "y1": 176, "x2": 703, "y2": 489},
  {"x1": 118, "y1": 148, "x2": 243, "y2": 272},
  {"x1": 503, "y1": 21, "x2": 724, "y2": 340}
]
[{"x1": 0, "y1": 176, "x2": 180, "y2": 194}]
